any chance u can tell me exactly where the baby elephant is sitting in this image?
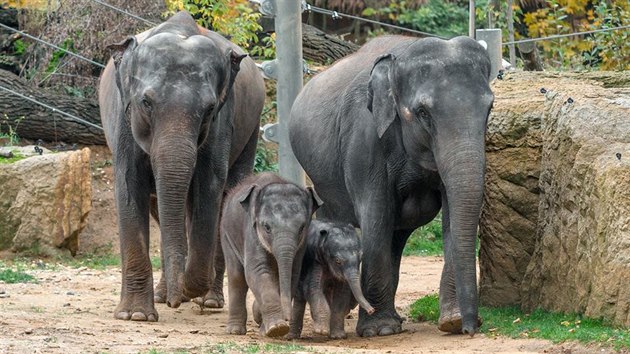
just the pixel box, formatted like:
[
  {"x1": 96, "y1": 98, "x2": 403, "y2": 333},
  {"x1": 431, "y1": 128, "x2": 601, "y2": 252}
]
[
  {"x1": 221, "y1": 172, "x2": 322, "y2": 337},
  {"x1": 289, "y1": 219, "x2": 375, "y2": 339}
]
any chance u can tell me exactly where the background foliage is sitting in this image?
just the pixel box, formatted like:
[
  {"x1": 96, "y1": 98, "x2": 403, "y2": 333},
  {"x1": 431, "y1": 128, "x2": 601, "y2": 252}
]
[{"x1": 362, "y1": 0, "x2": 629, "y2": 70}]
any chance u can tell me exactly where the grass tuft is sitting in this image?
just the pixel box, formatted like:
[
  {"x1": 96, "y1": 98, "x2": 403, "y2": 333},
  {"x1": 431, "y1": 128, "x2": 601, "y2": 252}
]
[
  {"x1": 408, "y1": 294, "x2": 630, "y2": 350},
  {"x1": 403, "y1": 216, "x2": 443, "y2": 256},
  {"x1": 0, "y1": 264, "x2": 36, "y2": 283}
]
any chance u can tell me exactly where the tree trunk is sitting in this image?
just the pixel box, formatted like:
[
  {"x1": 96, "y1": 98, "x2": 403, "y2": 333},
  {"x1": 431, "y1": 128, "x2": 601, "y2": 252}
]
[
  {"x1": 302, "y1": 23, "x2": 359, "y2": 64},
  {"x1": 517, "y1": 41, "x2": 544, "y2": 71},
  {"x1": 0, "y1": 69, "x2": 106, "y2": 145}
]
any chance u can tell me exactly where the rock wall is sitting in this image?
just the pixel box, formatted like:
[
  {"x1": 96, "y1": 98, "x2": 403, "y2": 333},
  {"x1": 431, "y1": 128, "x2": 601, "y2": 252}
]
[
  {"x1": 479, "y1": 74, "x2": 544, "y2": 307},
  {"x1": 479, "y1": 71, "x2": 630, "y2": 326},
  {"x1": 0, "y1": 148, "x2": 92, "y2": 256}
]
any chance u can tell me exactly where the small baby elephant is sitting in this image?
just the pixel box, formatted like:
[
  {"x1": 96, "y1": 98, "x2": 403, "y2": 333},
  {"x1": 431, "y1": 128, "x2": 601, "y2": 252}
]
[
  {"x1": 289, "y1": 219, "x2": 375, "y2": 339},
  {"x1": 221, "y1": 172, "x2": 322, "y2": 337}
]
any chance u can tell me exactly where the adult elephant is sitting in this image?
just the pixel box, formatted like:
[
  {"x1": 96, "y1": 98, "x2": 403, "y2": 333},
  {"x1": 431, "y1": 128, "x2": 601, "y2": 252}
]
[
  {"x1": 288, "y1": 35, "x2": 493, "y2": 336},
  {"x1": 98, "y1": 11, "x2": 265, "y2": 321}
]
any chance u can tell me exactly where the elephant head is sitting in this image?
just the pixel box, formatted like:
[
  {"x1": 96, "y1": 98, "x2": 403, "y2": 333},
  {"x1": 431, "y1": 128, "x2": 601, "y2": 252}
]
[
  {"x1": 314, "y1": 223, "x2": 375, "y2": 315},
  {"x1": 367, "y1": 36, "x2": 494, "y2": 334},
  {"x1": 238, "y1": 182, "x2": 323, "y2": 321},
  {"x1": 107, "y1": 14, "x2": 246, "y2": 307}
]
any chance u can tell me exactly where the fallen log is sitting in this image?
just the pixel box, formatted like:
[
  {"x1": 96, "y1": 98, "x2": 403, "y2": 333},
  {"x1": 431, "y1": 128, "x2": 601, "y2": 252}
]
[{"x1": 0, "y1": 69, "x2": 106, "y2": 145}]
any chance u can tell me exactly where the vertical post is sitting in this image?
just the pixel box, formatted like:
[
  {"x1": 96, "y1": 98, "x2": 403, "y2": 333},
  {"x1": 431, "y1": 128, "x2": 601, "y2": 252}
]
[
  {"x1": 506, "y1": 0, "x2": 516, "y2": 66},
  {"x1": 469, "y1": 0, "x2": 475, "y2": 38},
  {"x1": 275, "y1": 0, "x2": 305, "y2": 186},
  {"x1": 476, "y1": 29, "x2": 502, "y2": 79}
]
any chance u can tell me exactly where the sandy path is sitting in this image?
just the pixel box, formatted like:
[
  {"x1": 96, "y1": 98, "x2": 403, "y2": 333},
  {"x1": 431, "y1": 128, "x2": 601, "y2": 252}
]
[{"x1": 0, "y1": 256, "x2": 598, "y2": 354}]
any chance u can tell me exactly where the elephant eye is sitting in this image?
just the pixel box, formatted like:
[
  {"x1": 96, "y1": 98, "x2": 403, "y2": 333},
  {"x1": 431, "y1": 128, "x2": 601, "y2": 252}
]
[
  {"x1": 141, "y1": 97, "x2": 152, "y2": 109},
  {"x1": 335, "y1": 258, "x2": 342, "y2": 265},
  {"x1": 415, "y1": 106, "x2": 430, "y2": 121},
  {"x1": 263, "y1": 223, "x2": 272, "y2": 234}
]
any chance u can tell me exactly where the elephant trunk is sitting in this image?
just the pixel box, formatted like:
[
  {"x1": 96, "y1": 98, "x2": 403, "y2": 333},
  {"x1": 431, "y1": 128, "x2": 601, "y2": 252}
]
[
  {"x1": 436, "y1": 140, "x2": 485, "y2": 335},
  {"x1": 273, "y1": 233, "x2": 299, "y2": 321},
  {"x1": 344, "y1": 269, "x2": 375, "y2": 315},
  {"x1": 152, "y1": 136, "x2": 197, "y2": 309}
]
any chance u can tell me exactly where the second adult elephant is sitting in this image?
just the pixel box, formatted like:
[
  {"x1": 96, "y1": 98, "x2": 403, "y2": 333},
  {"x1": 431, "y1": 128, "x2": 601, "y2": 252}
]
[
  {"x1": 289, "y1": 35, "x2": 493, "y2": 336},
  {"x1": 98, "y1": 11, "x2": 265, "y2": 321}
]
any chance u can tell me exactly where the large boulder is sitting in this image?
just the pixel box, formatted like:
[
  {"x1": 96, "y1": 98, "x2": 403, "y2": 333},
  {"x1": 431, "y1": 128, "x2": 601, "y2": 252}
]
[
  {"x1": 0, "y1": 148, "x2": 92, "y2": 256},
  {"x1": 479, "y1": 71, "x2": 630, "y2": 326},
  {"x1": 479, "y1": 73, "x2": 544, "y2": 307}
]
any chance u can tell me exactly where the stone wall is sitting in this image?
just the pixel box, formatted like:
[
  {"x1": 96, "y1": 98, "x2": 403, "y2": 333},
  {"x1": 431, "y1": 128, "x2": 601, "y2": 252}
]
[
  {"x1": 479, "y1": 71, "x2": 630, "y2": 326},
  {"x1": 0, "y1": 148, "x2": 92, "y2": 256}
]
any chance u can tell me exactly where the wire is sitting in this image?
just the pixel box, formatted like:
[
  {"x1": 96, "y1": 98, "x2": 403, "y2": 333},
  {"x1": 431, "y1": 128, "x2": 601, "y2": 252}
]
[
  {"x1": 0, "y1": 85, "x2": 104, "y2": 131},
  {"x1": 0, "y1": 23, "x2": 106, "y2": 68},
  {"x1": 85, "y1": 0, "x2": 157, "y2": 26},
  {"x1": 305, "y1": 4, "x2": 449, "y2": 40},
  {"x1": 503, "y1": 24, "x2": 630, "y2": 46}
]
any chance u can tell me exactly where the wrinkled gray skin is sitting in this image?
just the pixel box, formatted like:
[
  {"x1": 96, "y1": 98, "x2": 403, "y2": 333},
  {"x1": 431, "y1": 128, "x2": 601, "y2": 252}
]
[
  {"x1": 288, "y1": 35, "x2": 493, "y2": 336},
  {"x1": 288, "y1": 220, "x2": 375, "y2": 339},
  {"x1": 221, "y1": 172, "x2": 322, "y2": 337},
  {"x1": 98, "y1": 11, "x2": 265, "y2": 321}
]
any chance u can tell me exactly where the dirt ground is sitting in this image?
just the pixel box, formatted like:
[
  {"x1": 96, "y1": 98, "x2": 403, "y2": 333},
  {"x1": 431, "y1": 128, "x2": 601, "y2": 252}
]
[{"x1": 0, "y1": 147, "x2": 615, "y2": 353}]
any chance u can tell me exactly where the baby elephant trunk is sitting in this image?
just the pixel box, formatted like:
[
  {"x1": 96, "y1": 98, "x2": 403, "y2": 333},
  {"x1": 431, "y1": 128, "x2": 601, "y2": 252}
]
[
  {"x1": 345, "y1": 269, "x2": 375, "y2": 315},
  {"x1": 273, "y1": 238, "x2": 298, "y2": 321}
]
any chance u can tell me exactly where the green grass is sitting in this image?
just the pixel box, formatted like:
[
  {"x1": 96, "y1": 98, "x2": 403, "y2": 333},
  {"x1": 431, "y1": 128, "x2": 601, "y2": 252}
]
[
  {"x1": 0, "y1": 151, "x2": 25, "y2": 164},
  {"x1": 403, "y1": 216, "x2": 443, "y2": 256},
  {"x1": 0, "y1": 263, "x2": 36, "y2": 283},
  {"x1": 60, "y1": 253, "x2": 162, "y2": 270},
  {"x1": 408, "y1": 294, "x2": 630, "y2": 350}
]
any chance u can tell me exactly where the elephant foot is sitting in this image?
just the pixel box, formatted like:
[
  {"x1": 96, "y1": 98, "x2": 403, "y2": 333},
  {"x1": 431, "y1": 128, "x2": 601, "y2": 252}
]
[
  {"x1": 356, "y1": 310, "x2": 403, "y2": 337},
  {"x1": 114, "y1": 294, "x2": 158, "y2": 322},
  {"x1": 286, "y1": 330, "x2": 301, "y2": 340},
  {"x1": 154, "y1": 286, "x2": 190, "y2": 304},
  {"x1": 193, "y1": 289, "x2": 224, "y2": 309},
  {"x1": 312, "y1": 321, "x2": 329, "y2": 336},
  {"x1": 226, "y1": 324, "x2": 247, "y2": 335},
  {"x1": 261, "y1": 319, "x2": 290, "y2": 338},
  {"x1": 329, "y1": 329, "x2": 347, "y2": 340},
  {"x1": 438, "y1": 313, "x2": 483, "y2": 335}
]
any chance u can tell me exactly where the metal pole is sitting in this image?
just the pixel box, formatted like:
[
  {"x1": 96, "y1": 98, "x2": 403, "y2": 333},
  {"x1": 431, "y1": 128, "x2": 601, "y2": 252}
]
[
  {"x1": 275, "y1": 0, "x2": 305, "y2": 186},
  {"x1": 506, "y1": 0, "x2": 516, "y2": 66},
  {"x1": 469, "y1": 0, "x2": 475, "y2": 38},
  {"x1": 476, "y1": 29, "x2": 502, "y2": 79}
]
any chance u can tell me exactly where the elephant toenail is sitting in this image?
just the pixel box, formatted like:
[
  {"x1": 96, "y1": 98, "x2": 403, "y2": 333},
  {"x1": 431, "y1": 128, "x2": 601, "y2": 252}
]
[
  {"x1": 115, "y1": 311, "x2": 131, "y2": 320},
  {"x1": 379, "y1": 327, "x2": 394, "y2": 336},
  {"x1": 131, "y1": 312, "x2": 147, "y2": 321},
  {"x1": 362, "y1": 328, "x2": 378, "y2": 337}
]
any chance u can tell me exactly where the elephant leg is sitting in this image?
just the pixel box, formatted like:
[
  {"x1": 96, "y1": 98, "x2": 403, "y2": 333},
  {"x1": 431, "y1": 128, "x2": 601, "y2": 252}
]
[
  {"x1": 150, "y1": 195, "x2": 167, "y2": 304},
  {"x1": 183, "y1": 159, "x2": 226, "y2": 299},
  {"x1": 200, "y1": 125, "x2": 258, "y2": 308},
  {"x1": 355, "y1": 196, "x2": 401, "y2": 337},
  {"x1": 223, "y1": 232, "x2": 248, "y2": 335},
  {"x1": 392, "y1": 229, "x2": 413, "y2": 298},
  {"x1": 306, "y1": 265, "x2": 329, "y2": 336},
  {"x1": 247, "y1": 271, "x2": 288, "y2": 337},
  {"x1": 287, "y1": 291, "x2": 307, "y2": 339},
  {"x1": 437, "y1": 194, "x2": 482, "y2": 333},
  {"x1": 328, "y1": 285, "x2": 353, "y2": 339},
  {"x1": 194, "y1": 233, "x2": 225, "y2": 309},
  {"x1": 113, "y1": 152, "x2": 157, "y2": 322}
]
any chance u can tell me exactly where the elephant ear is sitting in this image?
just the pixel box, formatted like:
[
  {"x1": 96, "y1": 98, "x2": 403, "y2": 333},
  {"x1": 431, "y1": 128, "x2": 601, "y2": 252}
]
[
  {"x1": 237, "y1": 184, "x2": 259, "y2": 211},
  {"x1": 367, "y1": 53, "x2": 398, "y2": 139},
  {"x1": 106, "y1": 36, "x2": 138, "y2": 115},
  {"x1": 315, "y1": 228, "x2": 329, "y2": 263},
  {"x1": 306, "y1": 186, "x2": 324, "y2": 214},
  {"x1": 216, "y1": 49, "x2": 247, "y2": 115}
]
